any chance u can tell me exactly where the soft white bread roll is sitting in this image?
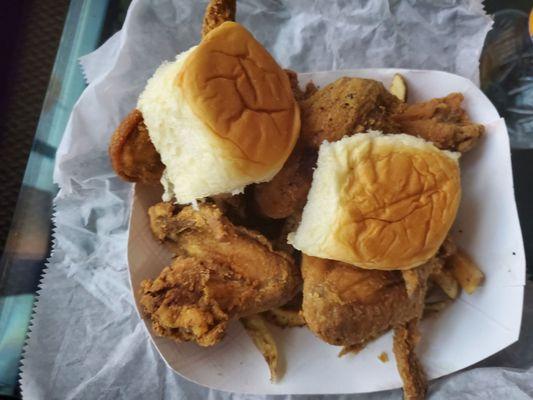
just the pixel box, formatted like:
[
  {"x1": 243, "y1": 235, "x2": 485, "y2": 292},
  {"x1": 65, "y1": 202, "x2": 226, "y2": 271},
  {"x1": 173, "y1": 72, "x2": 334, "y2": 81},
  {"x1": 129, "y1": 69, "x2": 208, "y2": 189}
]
[
  {"x1": 138, "y1": 22, "x2": 300, "y2": 204},
  {"x1": 288, "y1": 132, "x2": 461, "y2": 270}
]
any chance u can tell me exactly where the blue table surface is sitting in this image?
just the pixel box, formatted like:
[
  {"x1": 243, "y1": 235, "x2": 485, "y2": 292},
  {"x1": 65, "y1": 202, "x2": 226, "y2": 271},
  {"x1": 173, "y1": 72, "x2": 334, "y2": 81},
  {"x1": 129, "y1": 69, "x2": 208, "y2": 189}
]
[{"x1": 0, "y1": 0, "x2": 531, "y2": 398}]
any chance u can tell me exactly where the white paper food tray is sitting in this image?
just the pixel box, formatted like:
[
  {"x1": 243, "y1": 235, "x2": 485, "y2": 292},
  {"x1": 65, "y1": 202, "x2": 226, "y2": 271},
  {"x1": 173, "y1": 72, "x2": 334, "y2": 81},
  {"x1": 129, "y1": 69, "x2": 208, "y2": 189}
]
[{"x1": 127, "y1": 69, "x2": 525, "y2": 395}]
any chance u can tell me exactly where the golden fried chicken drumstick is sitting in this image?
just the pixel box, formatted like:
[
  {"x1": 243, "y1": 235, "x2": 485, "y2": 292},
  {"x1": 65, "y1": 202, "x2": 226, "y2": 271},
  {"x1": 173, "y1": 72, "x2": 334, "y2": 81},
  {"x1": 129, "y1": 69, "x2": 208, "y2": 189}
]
[
  {"x1": 140, "y1": 202, "x2": 301, "y2": 346},
  {"x1": 108, "y1": 109, "x2": 164, "y2": 183},
  {"x1": 253, "y1": 143, "x2": 316, "y2": 219}
]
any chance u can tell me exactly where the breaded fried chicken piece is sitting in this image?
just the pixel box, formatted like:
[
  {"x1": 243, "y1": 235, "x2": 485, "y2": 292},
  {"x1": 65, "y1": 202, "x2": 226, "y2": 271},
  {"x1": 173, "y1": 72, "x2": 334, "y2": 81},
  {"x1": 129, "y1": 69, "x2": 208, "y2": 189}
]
[
  {"x1": 393, "y1": 93, "x2": 484, "y2": 153},
  {"x1": 394, "y1": 320, "x2": 427, "y2": 400},
  {"x1": 285, "y1": 69, "x2": 318, "y2": 101},
  {"x1": 299, "y1": 77, "x2": 403, "y2": 149},
  {"x1": 253, "y1": 143, "x2": 316, "y2": 219},
  {"x1": 108, "y1": 109, "x2": 164, "y2": 183},
  {"x1": 140, "y1": 202, "x2": 301, "y2": 346},
  {"x1": 302, "y1": 255, "x2": 436, "y2": 399},
  {"x1": 301, "y1": 255, "x2": 436, "y2": 347},
  {"x1": 211, "y1": 193, "x2": 248, "y2": 225},
  {"x1": 202, "y1": 0, "x2": 236, "y2": 38}
]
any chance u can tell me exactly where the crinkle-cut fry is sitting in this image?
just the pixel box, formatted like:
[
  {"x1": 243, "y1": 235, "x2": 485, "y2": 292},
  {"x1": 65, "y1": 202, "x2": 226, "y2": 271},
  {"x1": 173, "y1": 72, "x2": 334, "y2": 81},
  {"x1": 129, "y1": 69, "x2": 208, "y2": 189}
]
[
  {"x1": 241, "y1": 315, "x2": 281, "y2": 382},
  {"x1": 263, "y1": 308, "x2": 306, "y2": 328},
  {"x1": 393, "y1": 320, "x2": 427, "y2": 400},
  {"x1": 390, "y1": 73, "x2": 407, "y2": 102},
  {"x1": 448, "y1": 249, "x2": 484, "y2": 294},
  {"x1": 202, "y1": 0, "x2": 237, "y2": 38},
  {"x1": 430, "y1": 268, "x2": 459, "y2": 299}
]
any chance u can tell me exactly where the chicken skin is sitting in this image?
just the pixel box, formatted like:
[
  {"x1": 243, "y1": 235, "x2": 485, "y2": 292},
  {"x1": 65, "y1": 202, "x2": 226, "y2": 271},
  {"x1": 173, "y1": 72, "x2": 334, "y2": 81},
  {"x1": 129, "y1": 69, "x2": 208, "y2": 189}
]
[
  {"x1": 301, "y1": 255, "x2": 437, "y2": 348},
  {"x1": 253, "y1": 143, "x2": 316, "y2": 219},
  {"x1": 393, "y1": 320, "x2": 427, "y2": 400},
  {"x1": 299, "y1": 77, "x2": 403, "y2": 149},
  {"x1": 393, "y1": 92, "x2": 484, "y2": 153},
  {"x1": 108, "y1": 109, "x2": 164, "y2": 183},
  {"x1": 140, "y1": 202, "x2": 301, "y2": 346}
]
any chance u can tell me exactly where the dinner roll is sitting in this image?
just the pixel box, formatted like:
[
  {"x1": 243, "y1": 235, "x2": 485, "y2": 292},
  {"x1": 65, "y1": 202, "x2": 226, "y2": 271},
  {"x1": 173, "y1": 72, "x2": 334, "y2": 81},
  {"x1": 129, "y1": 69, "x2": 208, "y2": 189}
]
[
  {"x1": 138, "y1": 22, "x2": 300, "y2": 204},
  {"x1": 288, "y1": 132, "x2": 461, "y2": 270}
]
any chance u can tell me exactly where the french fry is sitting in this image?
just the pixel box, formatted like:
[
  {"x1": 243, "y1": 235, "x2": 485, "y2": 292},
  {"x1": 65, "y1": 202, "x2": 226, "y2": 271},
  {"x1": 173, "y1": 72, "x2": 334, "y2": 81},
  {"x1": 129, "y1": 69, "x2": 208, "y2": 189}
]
[
  {"x1": 448, "y1": 249, "x2": 484, "y2": 294},
  {"x1": 241, "y1": 315, "x2": 281, "y2": 382},
  {"x1": 263, "y1": 308, "x2": 306, "y2": 328},
  {"x1": 430, "y1": 269, "x2": 460, "y2": 299},
  {"x1": 389, "y1": 73, "x2": 408, "y2": 102}
]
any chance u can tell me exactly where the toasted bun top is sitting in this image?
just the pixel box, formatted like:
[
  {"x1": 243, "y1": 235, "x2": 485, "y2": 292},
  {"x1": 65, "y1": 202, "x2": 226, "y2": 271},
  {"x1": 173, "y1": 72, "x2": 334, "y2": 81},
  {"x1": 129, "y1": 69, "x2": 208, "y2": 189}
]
[
  {"x1": 289, "y1": 132, "x2": 461, "y2": 270},
  {"x1": 177, "y1": 22, "x2": 300, "y2": 177}
]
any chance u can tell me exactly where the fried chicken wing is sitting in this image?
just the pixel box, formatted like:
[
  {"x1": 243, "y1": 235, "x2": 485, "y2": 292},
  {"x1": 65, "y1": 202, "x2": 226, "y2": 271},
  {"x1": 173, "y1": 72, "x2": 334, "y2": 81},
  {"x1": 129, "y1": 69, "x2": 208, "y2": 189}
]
[
  {"x1": 108, "y1": 109, "x2": 164, "y2": 183},
  {"x1": 140, "y1": 202, "x2": 301, "y2": 346},
  {"x1": 393, "y1": 93, "x2": 484, "y2": 153}
]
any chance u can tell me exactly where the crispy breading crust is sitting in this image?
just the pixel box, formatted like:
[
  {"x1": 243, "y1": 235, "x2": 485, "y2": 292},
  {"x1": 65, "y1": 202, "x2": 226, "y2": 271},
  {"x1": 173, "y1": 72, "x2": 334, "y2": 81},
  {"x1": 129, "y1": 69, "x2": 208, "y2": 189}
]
[
  {"x1": 140, "y1": 203, "x2": 301, "y2": 346},
  {"x1": 108, "y1": 109, "x2": 164, "y2": 183},
  {"x1": 394, "y1": 93, "x2": 484, "y2": 152},
  {"x1": 202, "y1": 0, "x2": 236, "y2": 38},
  {"x1": 393, "y1": 320, "x2": 428, "y2": 400}
]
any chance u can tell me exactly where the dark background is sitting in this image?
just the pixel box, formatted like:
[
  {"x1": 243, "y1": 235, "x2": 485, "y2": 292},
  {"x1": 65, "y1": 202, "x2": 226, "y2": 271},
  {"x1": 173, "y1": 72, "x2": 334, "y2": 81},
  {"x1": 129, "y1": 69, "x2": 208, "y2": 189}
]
[{"x1": 0, "y1": 0, "x2": 69, "y2": 254}]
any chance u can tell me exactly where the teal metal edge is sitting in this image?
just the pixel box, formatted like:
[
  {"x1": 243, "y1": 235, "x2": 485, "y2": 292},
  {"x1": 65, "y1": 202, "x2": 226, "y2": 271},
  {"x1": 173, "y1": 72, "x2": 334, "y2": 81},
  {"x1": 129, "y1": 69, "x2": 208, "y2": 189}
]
[{"x1": 0, "y1": 0, "x2": 109, "y2": 395}]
